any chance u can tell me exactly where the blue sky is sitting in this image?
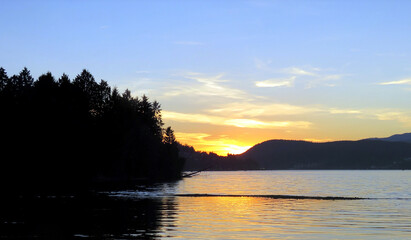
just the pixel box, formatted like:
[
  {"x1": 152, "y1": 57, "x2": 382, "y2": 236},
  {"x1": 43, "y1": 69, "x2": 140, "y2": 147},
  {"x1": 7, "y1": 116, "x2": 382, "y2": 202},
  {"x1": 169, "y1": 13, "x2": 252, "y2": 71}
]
[{"x1": 2, "y1": 0, "x2": 411, "y2": 154}]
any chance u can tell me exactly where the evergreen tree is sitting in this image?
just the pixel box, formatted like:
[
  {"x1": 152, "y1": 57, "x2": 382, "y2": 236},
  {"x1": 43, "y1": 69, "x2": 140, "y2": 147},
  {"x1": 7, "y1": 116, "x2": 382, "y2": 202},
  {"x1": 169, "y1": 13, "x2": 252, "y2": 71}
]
[
  {"x1": 58, "y1": 73, "x2": 71, "y2": 87},
  {"x1": 152, "y1": 101, "x2": 164, "y2": 138},
  {"x1": 73, "y1": 69, "x2": 100, "y2": 115},
  {"x1": 35, "y1": 72, "x2": 58, "y2": 89},
  {"x1": 72, "y1": 69, "x2": 97, "y2": 95},
  {"x1": 18, "y1": 67, "x2": 34, "y2": 89},
  {"x1": 94, "y1": 80, "x2": 111, "y2": 116},
  {"x1": 122, "y1": 89, "x2": 132, "y2": 101},
  {"x1": 0, "y1": 67, "x2": 8, "y2": 91},
  {"x1": 164, "y1": 127, "x2": 176, "y2": 145}
]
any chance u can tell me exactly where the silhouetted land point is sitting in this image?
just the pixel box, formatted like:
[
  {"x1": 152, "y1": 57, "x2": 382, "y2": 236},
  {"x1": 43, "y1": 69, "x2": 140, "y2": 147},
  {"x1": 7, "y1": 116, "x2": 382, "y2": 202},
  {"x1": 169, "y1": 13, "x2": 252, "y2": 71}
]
[{"x1": 0, "y1": 67, "x2": 184, "y2": 194}]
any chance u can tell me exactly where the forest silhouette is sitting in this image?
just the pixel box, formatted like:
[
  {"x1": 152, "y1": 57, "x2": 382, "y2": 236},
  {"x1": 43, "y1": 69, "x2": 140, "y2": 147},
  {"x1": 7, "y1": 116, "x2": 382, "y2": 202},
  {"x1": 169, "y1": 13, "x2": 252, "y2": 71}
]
[{"x1": 0, "y1": 67, "x2": 185, "y2": 193}]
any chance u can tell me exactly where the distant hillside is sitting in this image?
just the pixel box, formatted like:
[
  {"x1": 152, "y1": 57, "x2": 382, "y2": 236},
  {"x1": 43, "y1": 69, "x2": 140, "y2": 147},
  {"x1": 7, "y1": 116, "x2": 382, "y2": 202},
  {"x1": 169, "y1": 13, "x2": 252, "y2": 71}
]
[
  {"x1": 239, "y1": 139, "x2": 411, "y2": 170},
  {"x1": 366, "y1": 132, "x2": 411, "y2": 143}
]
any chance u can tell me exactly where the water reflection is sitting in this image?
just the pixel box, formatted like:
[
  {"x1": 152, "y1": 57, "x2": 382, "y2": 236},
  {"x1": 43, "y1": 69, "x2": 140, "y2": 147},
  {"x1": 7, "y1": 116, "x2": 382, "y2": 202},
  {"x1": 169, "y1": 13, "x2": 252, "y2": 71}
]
[
  {"x1": 0, "y1": 193, "x2": 178, "y2": 239},
  {"x1": 171, "y1": 196, "x2": 411, "y2": 239},
  {"x1": 1, "y1": 171, "x2": 410, "y2": 239}
]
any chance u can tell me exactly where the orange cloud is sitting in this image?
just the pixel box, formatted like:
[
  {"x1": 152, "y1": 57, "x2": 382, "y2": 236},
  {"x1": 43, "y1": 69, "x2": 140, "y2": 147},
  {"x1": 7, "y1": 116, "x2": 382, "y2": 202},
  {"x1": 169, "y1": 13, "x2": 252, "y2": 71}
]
[{"x1": 163, "y1": 111, "x2": 312, "y2": 129}]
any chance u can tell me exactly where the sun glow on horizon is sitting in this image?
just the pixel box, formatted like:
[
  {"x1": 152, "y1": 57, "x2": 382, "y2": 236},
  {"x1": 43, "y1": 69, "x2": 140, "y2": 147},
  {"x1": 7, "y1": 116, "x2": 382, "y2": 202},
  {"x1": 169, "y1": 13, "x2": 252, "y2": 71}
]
[
  {"x1": 226, "y1": 145, "x2": 252, "y2": 155},
  {"x1": 175, "y1": 132, "x2": 252, "y2": 156}
]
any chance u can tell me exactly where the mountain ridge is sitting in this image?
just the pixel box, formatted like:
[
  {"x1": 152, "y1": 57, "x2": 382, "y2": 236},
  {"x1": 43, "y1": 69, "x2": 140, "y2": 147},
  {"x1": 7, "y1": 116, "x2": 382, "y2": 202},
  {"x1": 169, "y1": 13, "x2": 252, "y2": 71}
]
[
  {"x1": 365, "y1": 132, "x2": 411, "y2": 143},
  {"x1": 239, "y1": 134, "x2": 411, "y2": 170},
  {"x1": 181, "y1": 133, "x2": 411, "y2": 170}
]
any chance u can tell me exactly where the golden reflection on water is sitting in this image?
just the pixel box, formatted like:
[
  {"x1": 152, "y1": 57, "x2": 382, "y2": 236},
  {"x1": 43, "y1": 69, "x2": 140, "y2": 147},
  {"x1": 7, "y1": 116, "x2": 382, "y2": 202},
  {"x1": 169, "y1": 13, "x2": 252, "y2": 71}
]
[
  {"x1": 162, "y1": 196, "x2": 409, "y2": 239},
  {"x1": 170, "y1": 197, "x2": 314, "y2": 239},
  {"x1": 172, "y1": 197, "x2": 267, "y2": 239},
  {"x1": 152, "y1": 171, "x2": 411, "y2": 239},
  {"x1": 108, "y1": 171, "x2": 411, "y2": 239}
]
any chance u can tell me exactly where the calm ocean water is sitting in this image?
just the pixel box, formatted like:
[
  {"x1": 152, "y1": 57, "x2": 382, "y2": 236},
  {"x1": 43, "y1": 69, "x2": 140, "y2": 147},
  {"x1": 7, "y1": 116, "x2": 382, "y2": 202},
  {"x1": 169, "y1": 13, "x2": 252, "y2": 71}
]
[
  {"x1": 1, "y1": 171, "x2": 410, "y2": 239},
  {"x1": 107, "y1": 170, "x2": 411, "y2": 239}
]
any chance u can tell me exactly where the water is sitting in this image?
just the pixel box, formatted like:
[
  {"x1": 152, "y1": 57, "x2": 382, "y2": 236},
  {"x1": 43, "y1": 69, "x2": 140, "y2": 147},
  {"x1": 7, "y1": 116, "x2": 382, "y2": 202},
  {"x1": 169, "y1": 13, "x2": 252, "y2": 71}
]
[{"x1": 1, "y1": 171, "x2": 410, "y2": 239}]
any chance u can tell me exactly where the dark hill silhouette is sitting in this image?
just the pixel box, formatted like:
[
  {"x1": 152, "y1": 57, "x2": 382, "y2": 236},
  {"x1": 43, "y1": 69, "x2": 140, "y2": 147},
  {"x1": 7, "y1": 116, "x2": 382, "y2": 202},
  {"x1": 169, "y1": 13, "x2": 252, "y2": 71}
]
[
  {"x1": 179, "y1": 135, "x2": 411, "y2": 171},
  {"x1": 239, "y1": 139, "x2": 411, "y2": 170},
  {"x1": 366, "y1": 132, "x2": 411, "y2": 143}
]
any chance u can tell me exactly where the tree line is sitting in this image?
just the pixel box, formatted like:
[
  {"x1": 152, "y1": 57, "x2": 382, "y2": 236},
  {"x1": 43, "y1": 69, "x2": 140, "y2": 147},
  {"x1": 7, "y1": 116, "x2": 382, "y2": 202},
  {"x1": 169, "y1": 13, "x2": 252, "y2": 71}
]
[{"x1": 0, "y1": 67, "x2": 185, "y2": 193}]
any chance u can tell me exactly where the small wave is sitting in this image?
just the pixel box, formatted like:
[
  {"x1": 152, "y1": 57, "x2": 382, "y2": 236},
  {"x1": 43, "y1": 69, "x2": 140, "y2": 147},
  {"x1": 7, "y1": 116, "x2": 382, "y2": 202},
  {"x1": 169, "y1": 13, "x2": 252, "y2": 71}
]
[
  {"x1": 173, "y1": 194, "x2": 367, "y2": 200},
  {"x1": 104, "y1": 192, "x2": 411, "y2": 200},
  {"x1": 103, "y1": 190, "x2": 164, "y2": 199}
]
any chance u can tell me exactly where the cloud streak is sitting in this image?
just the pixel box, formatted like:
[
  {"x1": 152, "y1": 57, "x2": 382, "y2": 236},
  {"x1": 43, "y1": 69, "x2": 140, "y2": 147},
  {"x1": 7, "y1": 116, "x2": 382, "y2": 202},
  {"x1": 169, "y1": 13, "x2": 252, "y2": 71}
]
[
  {"x1": 328, "y1": 108, "x2": 361, "y2": 114},
  {"x1": 283, "y1": 67, "x2": 317, "y2": 76},
  {"x1": 225, "y1": 118, "x2": 311, "y2": 129},
  {"x1": 374, "y1": 111, "x2": 411, "y2": 126},
  {"x1": 253, "y1": 65, "x2": 342, "y2": 89},
  {"x1": 378, "y1": 79, "x2": 411, "y2": 85},
  {"x1": 208, "y1": 102, "x2": 320, "y2": 118},
  {"x1": 163, "y1": 111, "x2": 312, "y2": 129},
  {"x1": 163, "y1": 73, "x2": 248, "y2": 100},
  {"x1": 255, "y1": 76, "x2": 296, "y2": 88}
]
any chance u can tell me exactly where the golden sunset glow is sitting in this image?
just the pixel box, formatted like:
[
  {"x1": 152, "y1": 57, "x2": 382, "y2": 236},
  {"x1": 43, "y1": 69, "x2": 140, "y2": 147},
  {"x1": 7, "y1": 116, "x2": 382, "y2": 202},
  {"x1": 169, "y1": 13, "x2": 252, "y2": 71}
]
[
  {"x1": 175, "y1": 132, "x2": 252, "y2": 156},
  {"x1": 227, "y1": 145, "x2": 252, "y2": 155},
  {"x1": 157, "y1": 66, "x2": 411, "y2": 155},
  {"x1": 3, "y1": 0, "x2": 411, "y2": 156},
  {"x1": 162, "y1": 111, "x2": 312, "y2": 130}
]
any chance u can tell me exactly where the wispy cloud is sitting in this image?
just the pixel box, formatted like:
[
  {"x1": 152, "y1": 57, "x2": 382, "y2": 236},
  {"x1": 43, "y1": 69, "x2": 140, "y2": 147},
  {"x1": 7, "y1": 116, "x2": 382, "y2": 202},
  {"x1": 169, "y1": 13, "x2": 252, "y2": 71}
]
[
  {"x1": 163, "y1": 110, "x2": 312, "y2": 130},
  {"x1": 163, "y1": 73, "x2": 247, "y2": 100},
  {"x1": 175, "y1": 132, "x2": 212, "y2": 146},
  {"x1": 283, "y1": 67, "x2": 317, "y2": 76},
  {"x1": 338, "y1": 108, "x2": 411, "y2": 127},
  {"x1": 254, "y1": 64, "x2": 343, "y2": 88},
  {"x1": 209, "y1": 103, "x2": 366, "y2": 120},
  {"x1": 328, "y1": 108, "x2": 361, "y2": 114},
  {"x1": 208, "y1": 102, "x2": 320, "y2": 118},
  {"x1": 321, "y1": 74, "x2": 342, "y2": 81},
  {"x1": 118, "y1": 78, "x2": 155, "y2": 97},
  {"x1": 255, "y1": 76, "x2": 296, "y2": 88},
  {"x1": 225, "y1": 119, "x2": 311, "y2": 129},
  {"x1": 254, "y1": 58, "x2": 272, "y2": 69},
  {"x1": 304, "y1": 74, "x2": 342, "y2": 88},
  {"x1": 374, "y1": 111, "x2": 411, "y2": 126},
  {"x1": 162, "y1": 111, "x2": 221, "y2": 125},
  {"x1": 378, "y1": 79, "x2": 411, "y2": 85}
]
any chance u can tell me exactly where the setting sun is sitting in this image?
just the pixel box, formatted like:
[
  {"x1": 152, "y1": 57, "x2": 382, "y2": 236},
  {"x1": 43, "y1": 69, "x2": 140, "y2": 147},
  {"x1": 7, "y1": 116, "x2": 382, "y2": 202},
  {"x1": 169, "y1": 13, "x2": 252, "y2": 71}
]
[
  {"x1": 174, "y1": 131, "x2": 252, "y2": 156},
  {"x1": 226, "y1": 145, "x2": 252, "y2": 155}
]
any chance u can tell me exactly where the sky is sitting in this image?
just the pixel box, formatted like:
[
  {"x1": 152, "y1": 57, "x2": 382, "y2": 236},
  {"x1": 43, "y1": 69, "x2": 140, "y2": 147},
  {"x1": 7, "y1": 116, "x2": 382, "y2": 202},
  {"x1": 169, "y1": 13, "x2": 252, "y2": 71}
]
[{"x1": 2, "y1": 0, "x2": 411, "y2": 155}]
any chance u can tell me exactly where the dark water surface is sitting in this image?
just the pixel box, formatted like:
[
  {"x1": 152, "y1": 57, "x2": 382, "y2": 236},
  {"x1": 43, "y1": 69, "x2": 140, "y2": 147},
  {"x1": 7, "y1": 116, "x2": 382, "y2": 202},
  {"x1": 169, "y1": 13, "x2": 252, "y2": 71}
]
[{"x1": 1, "y1": 171, "x2": 410, "y2": 239}]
